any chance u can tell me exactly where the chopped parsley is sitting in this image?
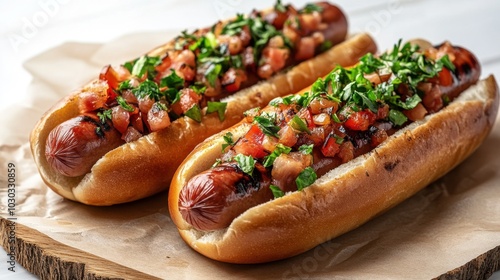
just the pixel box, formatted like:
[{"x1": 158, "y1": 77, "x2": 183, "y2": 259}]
[
  {"x1": 234, "y1": 154, "x2": 256, "y2": 176},
  {"x1": 254, "y1": 112, "x2": 280, "y2": 138},
  {"x1": 116, "y1": 96, "x2": 135, "y2": 112},
  {"x1": 295, "y1": 167, "x2": 317, "y2": 191},
  {"x1": 97, "y1": 109, "x2": 112, "y2": 123},
  {"x1": 270, "y1": 185, "x2": 285, "y2": 198},
  {"x1": 207, "y1": 101, "x2": 227, "y2": 121},
  {"x1": 263, "y1": 144, "x2": 291, "y2": 167},
  {"x1": 221, "y1": 132, "x2": 234, "y2": 152}
]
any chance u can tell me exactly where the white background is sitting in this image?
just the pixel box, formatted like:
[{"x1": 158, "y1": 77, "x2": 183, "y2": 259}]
[{"x1": 1, "y1": 0, "x2": 500, "y2": 279}]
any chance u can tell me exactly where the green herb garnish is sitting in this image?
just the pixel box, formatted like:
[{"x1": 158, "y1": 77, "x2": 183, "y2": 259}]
[
  {"x1": 289, "y1": 115, "x2": 310, "y2": 134},
  {"x1": 97, "y1": 109, "x2": 112, "y2": 123},
  {"x1": 263, "y1": 144, "x2": 291, "y2": 167},
  {"x1": 234, "y1": 154, "x2": 256, "y2": 176},
  {"x1": 185, "y1": 104, "x2": 202, "y2": 122},
  {"x1": 221, "y1": 132, "x2": 234, "y2": 152},
  {"x1": 116, "y1": 96, "x2": 135, "y2": 112},
  {"x1": 270, "y1": 185, "x2": 285, "y2": 198},
  {"x1": 254, "y1": 112, "x2": 280, "y2": 138},
  {"x1": 296, "y1": 167, "x2": 317, "y2": 191},
  {"x1": 207, "y1": 101, "x2": 227, "y2": 121}
]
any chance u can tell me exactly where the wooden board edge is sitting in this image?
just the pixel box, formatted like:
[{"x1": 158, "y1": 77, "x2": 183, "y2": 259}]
[
  {"x1": 435, "y1": 245, "x2": 500, "y2": 280},
  {"x1": 0, "y1": 217, "x2": 162, "y2": 280}
]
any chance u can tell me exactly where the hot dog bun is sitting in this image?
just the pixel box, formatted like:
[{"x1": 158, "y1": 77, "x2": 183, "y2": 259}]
[
  {"x1": 168, "y1": 69, "x2": 499, "y2": 263},
  {"x1": 30, "y1": 23, "x2": 376, "y2": 205}
]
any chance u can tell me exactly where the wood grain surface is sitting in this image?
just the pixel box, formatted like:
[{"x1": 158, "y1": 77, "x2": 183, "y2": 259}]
[
  {"x1": 0, "y1": 218, "x2": 160, "y2": 280},
  {"x1": 1, "y1": 216, "x2": 499, "y2": 279}
]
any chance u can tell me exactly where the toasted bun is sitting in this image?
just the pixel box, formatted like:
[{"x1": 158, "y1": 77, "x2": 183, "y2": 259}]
[
  {"x1": 30, "y1": 31, "x2": 377, "y2": 205},
  {"x1": 168, "y1": 75, "x2": 499, "y2": 264}
]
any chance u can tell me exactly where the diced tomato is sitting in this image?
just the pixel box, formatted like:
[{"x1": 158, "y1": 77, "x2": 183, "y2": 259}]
[
  {"x1": 122, "y1": 126, "x2": 142, "y2": 143},
  {"x1": 222, "y1": 68, "x2": 247, "y2": 93},
  {"x1": 376, "y1": 104, "x2": 389, "y2": 120},
  {"x1": 112, "y1": 106, "x2": 131, "y2": 135},
  {"x1": 233, "y1": 125, "x2": 268, "y2": 159},
  {"x1": 239, "y1": 26, "x2": 252, "y2": 47},
  {"x1": 154, "y1": 54, "x2": 172, "y2": 82},
  {"x1": 309, "y1": 98, "x2": 338, "y2": 115},
  {"x1": 262, "y1": 47, "x2": 289, "y2": 72},
  {"x1": 257, "y1": 64, "x2": 273, "y2": 79},
  {"x1": 297, "y1": 108, "x2": 316, "y2": 128},
  {"x1": 266, "y1": 10, "x2": 288, "y2": 30},
  {"x1": 403, "y1": 103, "x2": 428, "y2": 122},
  {"x1": 309, "y1": 127, "x2": 326, "y2": 146},
  {"x1": 338, "y1": 141, "x2": 354, "y2": 163},
  {"x1": 218, "y1": 35, "x2": 243, "y2": 55},
  {"x1": 278, "y1": 125, "x2": 298, "y2": 147},
  {"x1": 438, "y1": 67, "x2": 453, "y2": 87},
  {"x1": 78, "y1": 90, "x2": 107, "y2": 113},
  {"x1": 422, "y1": 85, "x2": 443, "y2": 113},
  {"x1": 370, "y1": 129, "x2": 388, "y2": 147},
  {"x1": 171, "y1": 88, "x2": 202, "y2": 116},
  {"x1": 298, "y1": 12, "x2": 321, "y2": 35},
  {"x1": 130, "y1": 113, "x2": 145, "y2": 133},
  {"x1": 138, "y1": 96, "x2": 155, "y2": 116},
  {"x1": 364, "y1": 73, "x2": 391, "y2": 86},
  {"x1": 242, "y1": 47, "x2": 255, "y2": 69},
  {"x1": 321, "y1": 133, "x2": 340, "y2": 157},
  {"x1": 147, "y1": 102, "x2": 171, "y2": 132},
  {"x1": 170, "y1": 50, "x2": 196, "y2": 81},
  {"x1": 344, "y1": 109, "x2": 377, "y2": 131},
  {"x1": 100, "y1": 65, "x2": 120, "y2": 89},
  {"x1": 295, "y1": 37, "x2": 316, "y2": 61}
]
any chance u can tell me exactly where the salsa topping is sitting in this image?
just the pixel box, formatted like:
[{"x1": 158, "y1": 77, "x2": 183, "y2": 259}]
[
  {"x1": 213, "y1": 40, "x2": 459, "y2": 198},
  {"x1": 76, "y1": 1, "x2": 343, "y2": 143}
]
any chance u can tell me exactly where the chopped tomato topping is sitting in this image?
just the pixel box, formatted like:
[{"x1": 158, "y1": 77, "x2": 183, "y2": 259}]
[
  {"x1": 321, "y1": 133, "x2": 340, "y2": 157},
  {"x1": 344, "y1": 109, "x2": 377, "y2": 131},
  {"x1": 112, "y1": 106, "x2": 131, "y2": 135},
  {"x1": 221, "y1": 68, "x2": 247, "y2": 93},
  {"x1": 295, "y1": 37, "x2": 316, "y2": 61},
  {"x1": 147, "y1": 103, "x2": 171, "y2": 132},
  {"x1": 403, "y1": 103, "x2": 428, "y2": 122},
  {"x1": 171, "y1": 88, "x2": 202, "y2": 116},
  {"x1": 438, "y1": 67, "x2": 453, "y2": 87},
  {"x1": 297, "y1": 108, "x2": 316, "y2": 128},
  {"x1": 233, "y1": 125, "x2": 268, "y2": 159}
]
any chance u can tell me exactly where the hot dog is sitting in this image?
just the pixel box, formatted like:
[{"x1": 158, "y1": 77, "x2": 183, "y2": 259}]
[
  {"x1": 168, "y1": 39, "x2": 499, "y2": 263},
  {"x1": 30, "y1": 1, "x2": 378, "y2": 205}
]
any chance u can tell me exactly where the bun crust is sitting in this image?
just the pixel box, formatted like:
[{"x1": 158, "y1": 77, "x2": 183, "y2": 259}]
[
  {"x1": 168, "y1": 75, "x2": 499, "y2": 264},
  {"x1": 30, "y1": 32, "x2": 377, "y2": 205}
]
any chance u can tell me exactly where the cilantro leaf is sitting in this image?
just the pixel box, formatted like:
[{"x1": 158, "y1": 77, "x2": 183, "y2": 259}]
[
  {"x1": 132, "y1": 80, "x2": 162, "y2": 101},
  {"x1": 234, "y1": 154, "x2": 255, "y2": 176},
  {"x1": 254, "y1": 113, "x2": 280, "y2": 137},
  {"x1": 185, "y1": 104, "x2": 202, "y2": 122},
  {"x1": 206, "y1": 101, "x2": 227, "y2": 121},
  {"x1": 289, "y1": 115, "x2": 310, "y2": 134},
  {"x1": 116, "y1": 96, "x2": 135, "y2": 112},
  {"x1": 270, "y1": 185, "x2": 285, "y2": 198},
  {"x1": 221, "y1": 132, "x2": 234, "y2": 152},
  {"x1": 388, "y1": 109, "x2": 407, "y2": 126},
  {"x1": 295, "y1": 167, "x2": 317, "y2": 191},
  {"x1": 160, "y1": 70, "x2": 184, "y2": 89},
  {"x1": 263, "y1": 144, "x2": 291, "y2": 167},
  {"x1": 131, "y1": 56, "x2": 161, "y2": 78},
  {"x1": 97, "y1": 109, "x2": 112, "y2": 124}
]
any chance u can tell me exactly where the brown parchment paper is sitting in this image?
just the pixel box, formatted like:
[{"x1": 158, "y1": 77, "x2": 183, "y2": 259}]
[{"x1": 1, "y1": 31, "x2": 500, "y2": 279}]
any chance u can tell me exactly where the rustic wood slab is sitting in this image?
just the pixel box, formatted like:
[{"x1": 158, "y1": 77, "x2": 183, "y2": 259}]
[
  {"x1": 0, "y1": 218, "x2": 161, "y2": 280},
  {"x1": 1, "y1": 217, "x2": 499, "y2": 279}
]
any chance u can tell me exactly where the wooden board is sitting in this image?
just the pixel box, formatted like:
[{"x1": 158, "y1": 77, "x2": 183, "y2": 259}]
[
  {"x1": 0, "y1": 218, "x2": 160, "y2": 280},
  {"x1": 1, "y1": 217, "x2": 499, "y2": 280}
]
